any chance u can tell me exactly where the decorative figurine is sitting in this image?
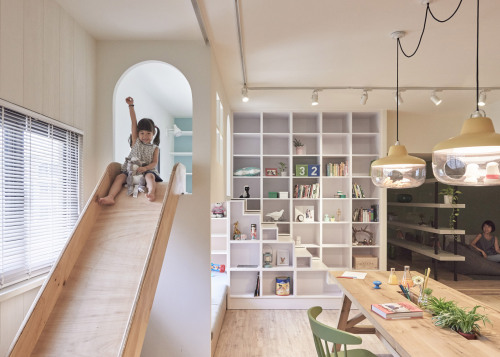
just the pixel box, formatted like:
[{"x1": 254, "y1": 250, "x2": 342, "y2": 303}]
[
  {"x1": 373, "y1": 281, "x2": 382, "y2": 289},
  {"x1": 233, "y1": 221, "x2": 241, "y2": 240},
  {"x1": 266, "y1": 209, "x2": 284, "y2": 222},
  {"x1": 239, "y1": 185, "x2": 250, "y2": 198}
]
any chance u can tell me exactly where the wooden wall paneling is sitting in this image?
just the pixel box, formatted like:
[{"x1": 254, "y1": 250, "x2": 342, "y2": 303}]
[
  {"x1": 0, "y1": 0, "x2": 24, "y2": 104},
  {"x1": 42, "y1": 0, "x2": 60, "y2": 120},
  {"x1": 23, "y1": 0, "x2": 44, "y2": 113},
  {"x1": 73, "y1": 24, "x2": 86, "y2": 131},
  {"x1": 59, "y1": 8, "x2": 74, "y2": 126}
]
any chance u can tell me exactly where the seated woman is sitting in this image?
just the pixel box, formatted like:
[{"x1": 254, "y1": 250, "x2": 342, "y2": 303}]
[{"x1": 470, "y1": 220, "x2": 500, "y2": 263}]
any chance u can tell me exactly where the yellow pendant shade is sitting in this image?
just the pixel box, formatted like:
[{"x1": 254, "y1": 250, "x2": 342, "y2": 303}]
[
  {"x1": 371, "y1": 143, "x2": 426, "y2": 188},
  {"x1": 432, "y1": 116, "x2": 500, "y2": 186}
]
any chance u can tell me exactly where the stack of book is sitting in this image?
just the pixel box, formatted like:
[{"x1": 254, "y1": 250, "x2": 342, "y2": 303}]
[
  {"x1": 325, "y1": 161, "x2": 348, "y2": 176},
  {"x1": 293, "y1": 183, "x2": 320, "y2": 198},
  {"x1": 352, "y1": 183, "x2": 365, "y2": 198},
  {"x1": 371, "y1": 301, "x2": 423, "y2": 319},
  {"x1": 352, "y1": 207, "x2": 377, "y2": 222}
]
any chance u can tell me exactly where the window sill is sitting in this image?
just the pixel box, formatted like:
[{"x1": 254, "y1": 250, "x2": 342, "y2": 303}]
[{"x1": 0, "y1": 275, "x2": 47, "y2": 303}]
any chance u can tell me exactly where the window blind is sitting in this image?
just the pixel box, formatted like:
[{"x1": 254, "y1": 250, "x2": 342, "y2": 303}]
[{"x1": 0, "y1": 105, "x2": 82, "y2": 289}]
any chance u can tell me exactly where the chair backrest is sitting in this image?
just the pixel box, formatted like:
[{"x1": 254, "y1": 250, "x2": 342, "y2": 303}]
[{"x1": 307, "y1": 306, "x2": 362, "y2": 357}]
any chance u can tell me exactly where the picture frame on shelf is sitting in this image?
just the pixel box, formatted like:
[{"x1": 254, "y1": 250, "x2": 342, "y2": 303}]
[
  {"x1": 295, "y1": 206, "x2": 314, "y2": 222},
  {"x1": 277, "y1": 250, "x2": 289, "y2": 266},
  {"x1": 265, "y1": 168, "x2": 278, "y2": 176}
]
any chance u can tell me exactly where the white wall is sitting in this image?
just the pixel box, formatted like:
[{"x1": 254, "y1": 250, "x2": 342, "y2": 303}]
[
  {"x1": 96, "y1": 40, "x2": 212, "y2": 356},
  {"x1": 0, "y1": 0, "x2": 97, "y2": 354}
]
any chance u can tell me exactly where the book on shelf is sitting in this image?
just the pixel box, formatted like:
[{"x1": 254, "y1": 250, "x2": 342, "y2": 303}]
[
  {"x1": 352, "y1": 183, "x2": 365, "y2": 198},
  {"x1": 371, "y1": 302, "x2": 423, "y2": 319},
  {"x1": 325, "y1": 161, "x2": 348, "y2": 176},
  {"x1": 293, "y1": 183, "x2": 320, "y2": 198}
]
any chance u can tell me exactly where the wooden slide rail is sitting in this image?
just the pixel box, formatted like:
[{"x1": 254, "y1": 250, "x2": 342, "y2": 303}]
[{"x1": 8, "y1": 162, "x2": 186, "y2": 356}]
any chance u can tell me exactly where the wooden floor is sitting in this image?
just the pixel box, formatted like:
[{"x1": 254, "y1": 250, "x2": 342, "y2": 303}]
[{"x1": 214, "y1": 256, "x2": 500, "y2": 357}]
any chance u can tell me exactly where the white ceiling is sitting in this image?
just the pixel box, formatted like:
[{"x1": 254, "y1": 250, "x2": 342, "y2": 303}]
[{"x1": 55, "y1": 0, "x2": 500, "y2": 117}]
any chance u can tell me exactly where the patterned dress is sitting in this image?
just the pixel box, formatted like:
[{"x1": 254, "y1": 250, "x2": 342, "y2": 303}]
[{"x1": 121, "y1": 138, "x2": 161, "y2": 180}]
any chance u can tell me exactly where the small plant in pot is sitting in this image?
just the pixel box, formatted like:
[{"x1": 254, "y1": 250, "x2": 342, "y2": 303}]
[
  {"x1": 439, "y1": 186, "x2": 462, "y2": 230},
  {"x1": 278, "y1": 162, "x2": 287, "y2": 176},
  {"x1": 293, "y1": 137, "x2": 305, "y2": 155},
  {"x1": 425, "y1": 296, "x2": 490, "y2": 339}
]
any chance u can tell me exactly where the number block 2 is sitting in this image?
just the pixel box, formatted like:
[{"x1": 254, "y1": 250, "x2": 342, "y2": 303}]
[{"x1": 308, "y1": 164, "x2": 320, "y2": 177}]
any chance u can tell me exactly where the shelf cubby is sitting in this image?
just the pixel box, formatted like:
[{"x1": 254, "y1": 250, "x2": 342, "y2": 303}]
[
  {"x1": 352, "y1": 112, "x2": 380, "y2": 133},
  {"x1": 322, "y1": 112, "x2": 350, "y2": 133},
  {"x1": 322, "y1": 134, "x2": 350, "y2": 155},
  {"x1": 262, "y1": 270, "x2": 294, "y2": 296},
  {"x1": 263, "y1": 112, "x2": 290, "y2": 133},
  {"x1": 293, "y1": 112, "x2": 320, "y2": 133},
  {"x1": 233, "y1": 112, "x2": 260, "y2": 133}
]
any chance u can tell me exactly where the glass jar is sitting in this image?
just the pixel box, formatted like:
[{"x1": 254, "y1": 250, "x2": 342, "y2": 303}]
[
  {"x1": 388, "y1": 268, "x2": 398, "y2": 285},
  {"x1": 401, "y1": 265, "x2": 414, "y2": 287}
]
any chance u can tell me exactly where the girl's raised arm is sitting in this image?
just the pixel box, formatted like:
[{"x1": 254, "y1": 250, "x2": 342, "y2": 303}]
[{"x1": 126, "y1": 96, "x2": 138, "y2": 145}]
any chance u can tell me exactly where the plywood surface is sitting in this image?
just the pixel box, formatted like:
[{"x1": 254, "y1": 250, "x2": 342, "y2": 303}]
[
  {"x1": 331, "y1": 271, "x2": 500, "y2": 357},
  {"x1": 9, "y1": 163, "x2": 185, "y2": 357}
]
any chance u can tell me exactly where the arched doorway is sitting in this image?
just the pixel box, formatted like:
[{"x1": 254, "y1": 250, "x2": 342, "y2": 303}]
[{"x1": 113, "y1": 61, "x2": 193, "y2": 192}]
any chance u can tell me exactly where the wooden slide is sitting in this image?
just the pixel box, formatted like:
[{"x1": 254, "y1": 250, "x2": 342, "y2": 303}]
[{"x1": 8, "y1": 162, "x2": 186, "y2": 357}]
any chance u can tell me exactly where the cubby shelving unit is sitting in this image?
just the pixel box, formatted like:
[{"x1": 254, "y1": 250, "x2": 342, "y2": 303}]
[{"x1": 229, "y1": 111, "x2": 387, "y2": 309}]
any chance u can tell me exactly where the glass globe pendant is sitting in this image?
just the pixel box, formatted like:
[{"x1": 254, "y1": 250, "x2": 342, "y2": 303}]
[
  {"x1": 432, "y1": 1, "x2": 500, "y2": 186},
  {"x1": 371, "y1": 142, "x2": 426, "y2": 188},
  {"x1": 371, "y1": 30, "x2": 426, "y2": 189},
  {"x1": 432, "y1": 111, "x2": 500, "y2": 186}
]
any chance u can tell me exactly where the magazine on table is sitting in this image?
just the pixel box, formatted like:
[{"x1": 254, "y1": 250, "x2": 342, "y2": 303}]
[{"x1": 371, "y1": 301, "x2": 423, "y2": 319}]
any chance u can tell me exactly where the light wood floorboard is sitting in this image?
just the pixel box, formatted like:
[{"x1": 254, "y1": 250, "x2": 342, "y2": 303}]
[
  {"x1": 214, "y1": 309, "x2": 392, "y2": 357},
  {"x1": 214, "y1": 260, "x2": 500, "y2": 357}
]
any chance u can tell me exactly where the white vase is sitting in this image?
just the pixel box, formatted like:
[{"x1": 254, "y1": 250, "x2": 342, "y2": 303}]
[
  {"x1": 281, "y1": 171, "x2": 287, "y2": 176},
  {"x1": 443, "y1": 195, "x2": 453, "y2": 204},
  {"x1": 296, "y1": 146, "x2": 305, "y2": 155}
]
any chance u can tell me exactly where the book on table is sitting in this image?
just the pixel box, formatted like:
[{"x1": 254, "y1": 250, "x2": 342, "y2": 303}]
[{"x1": 371, "y1": 302, "x2": 423, "y2": 319}]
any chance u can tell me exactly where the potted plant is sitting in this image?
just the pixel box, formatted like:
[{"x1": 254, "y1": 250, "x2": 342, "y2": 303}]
[
  {"x1": 439, "y1": 186, "x2": 462, "y2": 205},
  {"x1": 278, "y1": 162, "x2": 287, "y2": 176},
  {"x1": 439, "y1": 186, "x2": 462, "y2": 230},
  {"x1": 293, "y1": 137, "x2": 305, "y2": 155},
  {"x1": 425, "y1": 296, "x2": 490, "y2": 339}
]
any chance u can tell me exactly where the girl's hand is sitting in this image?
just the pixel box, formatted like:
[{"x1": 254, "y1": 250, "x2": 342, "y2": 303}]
[
  {"x1": 137, "y1": 166, "x2": 147, "y2": 174},
  {"x1": 126, "y1": 97, "x2": 134, "y2": 106},
  {"x1": 482, "y1": 251, "x2": 487, "y2": 258}
]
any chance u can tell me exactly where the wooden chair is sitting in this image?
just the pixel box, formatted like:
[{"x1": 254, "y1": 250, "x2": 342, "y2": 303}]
[{"x1": 307, "y1": 306, "x2": 377, "y2": 357}]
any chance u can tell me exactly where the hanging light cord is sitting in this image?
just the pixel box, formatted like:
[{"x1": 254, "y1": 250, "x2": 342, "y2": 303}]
[
  {"x1": 396, "y1": 38, "x2": 400, "y2": 142},
  {"x1": 476, "y1": 0, "x2": 480, "y2": 112},
  {"x1": 398, "y1": 1, "x2": 463, "y2": 58}
]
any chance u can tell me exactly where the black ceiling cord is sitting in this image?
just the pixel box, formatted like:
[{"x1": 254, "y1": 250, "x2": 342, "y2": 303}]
[{"x1": 398, "y1": 0, "x2": 464, "y2": 59}]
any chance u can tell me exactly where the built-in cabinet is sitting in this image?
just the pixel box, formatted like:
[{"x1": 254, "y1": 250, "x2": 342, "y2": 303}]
[
  {"x1": 229, "y1": 111, "x2": 387, "y2": 309},
  {"x1": 170, "y1": 118, "x2": 193, "y2": 193}
]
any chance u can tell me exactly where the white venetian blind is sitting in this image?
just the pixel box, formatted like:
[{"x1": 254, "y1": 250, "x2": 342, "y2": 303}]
[{"x1": 0, "y1": 105, "x2": 82, "y2": 288}]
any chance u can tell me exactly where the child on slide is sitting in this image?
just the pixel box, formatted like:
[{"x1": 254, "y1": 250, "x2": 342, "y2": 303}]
[{"x1": 99, "y1": 97, "x2": 162, "y2": 205}]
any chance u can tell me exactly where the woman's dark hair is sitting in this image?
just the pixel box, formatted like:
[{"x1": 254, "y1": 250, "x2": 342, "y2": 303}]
[
  {"x1": 482, "y1": 220, "x2": 496, "y2": 232},
  {"x1": 128, "y1": 118, "x2": 160, "y2": 146}
]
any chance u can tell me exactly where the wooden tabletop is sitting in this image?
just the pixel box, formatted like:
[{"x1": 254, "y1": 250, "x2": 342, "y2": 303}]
[{"x1": 330, "y1": 271, "x2": 500, "y2": 357}]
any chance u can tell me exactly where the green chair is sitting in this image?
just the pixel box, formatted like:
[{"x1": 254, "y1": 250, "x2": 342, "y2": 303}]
[{"x1": 307, "y1": 306, "x2": 377, "y2": 357}]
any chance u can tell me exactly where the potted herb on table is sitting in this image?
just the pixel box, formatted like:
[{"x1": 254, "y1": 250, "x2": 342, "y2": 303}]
[{"x1": 425, "y1": 296, "x2": 490, "y2": 340}]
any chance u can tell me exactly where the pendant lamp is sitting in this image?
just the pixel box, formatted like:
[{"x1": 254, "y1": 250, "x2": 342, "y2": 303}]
[
  {"x1": 371, "y1": 31, "x2": 426, "y2": 189},
  {"x1": 432, "y1": 0, "x2": 500, "y2": 186}
]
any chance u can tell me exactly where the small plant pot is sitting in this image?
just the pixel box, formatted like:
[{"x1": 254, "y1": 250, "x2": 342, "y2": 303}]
[
  {"x1": 296, "y1": 146, "x2": 305, "y2": 155},
  {"x1": 443, "y1": 195, "x2": 453, "y2": 204},
  {"x1": 458, "y1": 331, "x2": 477, "y2": 340},
  {"x1": 281, "y1": 171, "x2": 287, "y2": 176}
]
